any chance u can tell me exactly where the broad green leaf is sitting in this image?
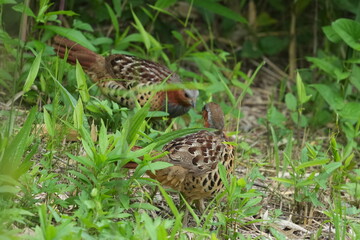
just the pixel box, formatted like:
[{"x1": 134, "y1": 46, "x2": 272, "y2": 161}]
[
  {"x1": 310, "y1": 84, "x2": 345, "y2": 110},
  {"x1": 285, "y1": 93, "x2": 297, "y2": 111},
  {"x1": 243, "y1": 197, "x2": 262, "y2": 209},
  {"x1": 0, "y1": 0, "x2": 16, "y2": 4},
  {"x1": 296, "y1": 72, "x2": 311, "y2": 105},
  {"x1": 12, "y1": 3, "x2": 35, "y2": 17},
  {"x1": 295, "y1": 159, "x2": 329, "y2": 171},
  {"x1": 350, "y1": 65, "x2": 360, "y2": 91},
  {"x1": 75, "y1": 61, "x2": 90, "y2": 102},
  {"x1": 267, "y1": 106, "x2": 286, "y2": 127},
  {"x1": 271, "y1": 177, "x2": 295, "y2": 185},
  {"x1": 68, "y1": 170, "x2": 91, "y2": 184},
  {"x1": 338, "y1": 102, "x2": 360, "y2": 120},
  {"x1": 73, "y1": 19, "x2": 94, "y2": 32},
  {"x1": 332, "y1": 18, "x2": 360, "y2": 51},
  {"x1": 192, "y1": 0, "x2": 247, "y2": 23},
  {"x1": 0, "y1": 185, "x2": 19, "y2": 194},
  {"x1": 322, "y1": 25, "x2": 341, "y2": 43},
  {"x1": 324, "y1": 162, "x2": 342, "y2": 173},
  {"x1": 306, "y1": 57, "x2": 349, "y2": 81},
  {"x1": 23, "y1": 50, "x2": 42, "y2": 93},
  {"x1": 43, "y1": 108, "x2": 54, "y2": 137},
  {"x1": 41, "y1": 25, "x2": 96, "y2": 51},
  {"x1": 218, "y1": 163, "x2": 229, "y2": 189},
  {"x1": 141, "y1": 161, "x2": 173, "y2": 172}
]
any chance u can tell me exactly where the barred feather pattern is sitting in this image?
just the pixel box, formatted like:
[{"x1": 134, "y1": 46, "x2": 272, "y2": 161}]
[
  {"x1": 149, "y1": 130, "x2": 234, "y2": 202},
  {"x1": 53, "y1": 36, "x2": 198, "y2": 117},
  {"x1": 144, "y1": 103, "x2": 235, "y2": 206}
]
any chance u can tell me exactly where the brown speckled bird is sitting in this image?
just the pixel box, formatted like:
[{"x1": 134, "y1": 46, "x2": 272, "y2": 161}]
[
  {"x1": 53, "y1": 36, "x2": 198, "y2": 118},
  {"x1": 126, "y1": 102, "x2": 235, "y2": 211}
]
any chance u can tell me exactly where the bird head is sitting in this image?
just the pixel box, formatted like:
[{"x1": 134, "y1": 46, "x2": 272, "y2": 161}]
[
  {"x1": 202, "y1": 102, "x2": 225, "y2": 130},
  {"x1": 183, "y1": 89, "x2": 199, "y2": 108}
]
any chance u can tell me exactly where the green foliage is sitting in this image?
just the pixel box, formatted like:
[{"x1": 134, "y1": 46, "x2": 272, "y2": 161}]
[{"x1": 1, "y1": 0, "x2": 360, "y2": 239}]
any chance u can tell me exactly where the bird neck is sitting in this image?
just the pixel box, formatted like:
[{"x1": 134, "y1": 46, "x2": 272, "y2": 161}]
[{"x1": 166, "y1": 90, "x2": 191, "y2": 107}]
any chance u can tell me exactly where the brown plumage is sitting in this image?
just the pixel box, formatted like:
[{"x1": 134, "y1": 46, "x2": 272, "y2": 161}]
[
  {"x1": 125, "y1": 102, "x2": 235, "y2": 210},
  {"x1": 53, "y1": 36, "x2": 198, "y2": 117}
]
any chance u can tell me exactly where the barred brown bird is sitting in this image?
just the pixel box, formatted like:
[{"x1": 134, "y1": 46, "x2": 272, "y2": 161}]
[
  {"x1": 53, "y1": 36, "x2": 198, "y2": 118},
  {"x1": 125, "y1": 102, "x2": 235, "y2": 211}
]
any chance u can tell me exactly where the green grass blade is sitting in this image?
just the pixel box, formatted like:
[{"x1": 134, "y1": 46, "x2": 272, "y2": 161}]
[
  {"x1": 105, "y1": 3, "x2": 119, "y2": 39},
  {"x1": 76, "y1": 61, "x2": 90, "y2": 103},
  {"x1": 23, "y1": 50, "x2": 42, "y2": 93},
  {"x1": 131, "y1": 9, "x2": 151, "y2": 50},
  {"x1": 0, "y1": 107, "x2": 37, "y2": 178},
  {"x1": 43, "y1": 108, "x2": 54, "y2": 137}
]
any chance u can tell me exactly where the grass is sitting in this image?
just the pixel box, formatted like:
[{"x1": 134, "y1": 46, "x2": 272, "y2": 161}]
[{"x1": 1, "y1": 0, "x2": 360, "y2": 239}]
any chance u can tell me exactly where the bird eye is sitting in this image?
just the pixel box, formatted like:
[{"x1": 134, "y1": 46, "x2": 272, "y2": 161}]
[{"x1": 184, "y1": 92, "x2": 190, "y2": 98}]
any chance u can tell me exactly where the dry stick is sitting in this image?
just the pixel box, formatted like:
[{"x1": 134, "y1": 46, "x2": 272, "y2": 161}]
[
  {"x1": 289, "y1": 3, "x2": 297, "y2": 82},
  {"x1": 313, "y1": 0, "x2": 319, "y2": 56},
  {"x1": 19, "y1": 0, "x2": 29, "y2": 42}
]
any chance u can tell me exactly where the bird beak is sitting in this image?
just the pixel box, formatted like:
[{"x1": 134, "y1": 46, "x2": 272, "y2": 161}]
[{"x1": 191, "y1": 98, "x2": 197, "y2": 108}]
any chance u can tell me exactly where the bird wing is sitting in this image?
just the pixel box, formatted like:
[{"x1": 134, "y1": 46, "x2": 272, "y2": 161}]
[
  {"x1": 162, "y1": 130, "x2": 229, "y2": 175},
  {"x1": 105, "y1": 54, "x2": 181, "y2": 87}
]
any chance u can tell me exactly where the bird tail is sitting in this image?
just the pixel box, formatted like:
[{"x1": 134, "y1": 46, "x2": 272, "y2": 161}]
[
  {"x1": 123, "y1": 162, "x2": 139, "y2": 169},
  {"x1": 53, "y1": 36, "x2": 98, "y2": 70}
]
